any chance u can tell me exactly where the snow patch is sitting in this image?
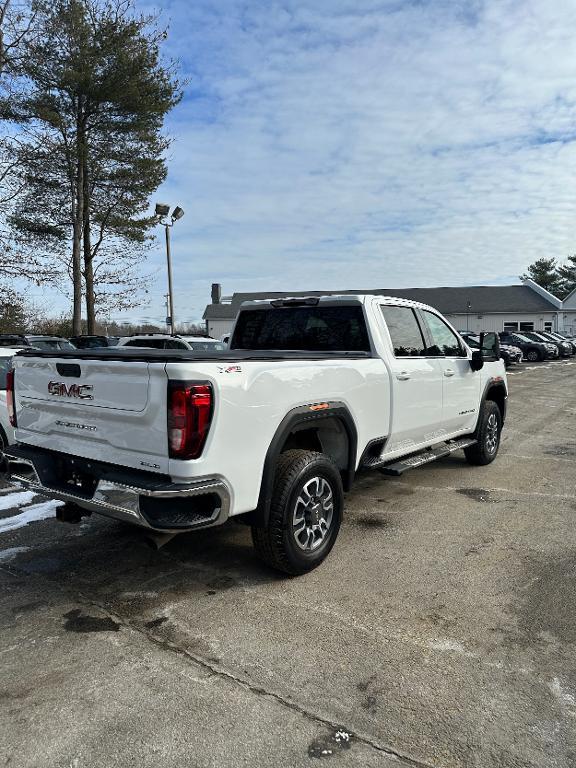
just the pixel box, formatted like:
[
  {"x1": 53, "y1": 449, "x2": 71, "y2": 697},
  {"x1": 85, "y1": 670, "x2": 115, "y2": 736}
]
[
  {"x1": 335, "y1": 730, "x2": 351, "y2": 743},
  {"x1": 428, "y1": 638, "x2": 474, "y2": 657},
  {"x1": 119, "y1": 591, "x2": 159, "y2": 600},
  {"x1": 0, "y1": 546, "x2": 30, "y2": 562},
  {"x1": 0, "y1": 491, "x2": 36, "y2": 511},
  {"x1": 0, "y1": 500, "x2": 62, "y2": 534},
  {"x1": 550, "y1": 678, "x2": 576, "y2": 711}
]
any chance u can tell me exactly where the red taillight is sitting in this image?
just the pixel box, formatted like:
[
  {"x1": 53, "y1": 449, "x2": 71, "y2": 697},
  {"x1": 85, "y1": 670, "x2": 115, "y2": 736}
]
[
  {"x1": 167, "y1": 382, "x2": 213, "y2": 460},
  {"x1": 6, "y1": 369, "x2": 16, "y2": 427}
]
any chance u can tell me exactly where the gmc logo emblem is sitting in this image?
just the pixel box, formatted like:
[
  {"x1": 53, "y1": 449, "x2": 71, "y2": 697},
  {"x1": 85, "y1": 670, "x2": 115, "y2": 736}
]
[{"x1": 48, "y1": 381, "x2": 94, "y2": 400}]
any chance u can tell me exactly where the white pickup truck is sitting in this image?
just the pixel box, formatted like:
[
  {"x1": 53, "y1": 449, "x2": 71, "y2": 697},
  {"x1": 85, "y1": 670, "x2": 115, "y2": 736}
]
[{"x1": 4, "y1": 295, "x2": 507, "y2": 574}]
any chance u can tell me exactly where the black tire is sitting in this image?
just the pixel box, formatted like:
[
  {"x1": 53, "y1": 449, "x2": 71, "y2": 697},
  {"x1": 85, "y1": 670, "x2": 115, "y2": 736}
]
[
  {"x1": 525, "y1": 349, "x2": 542, "y2": 362},
  {"x1": 464, "y1": 401, "x2": 502, "y2": 466},
  {"x1": 251, "y1": 449, "x2": 343, "y2": 576}
]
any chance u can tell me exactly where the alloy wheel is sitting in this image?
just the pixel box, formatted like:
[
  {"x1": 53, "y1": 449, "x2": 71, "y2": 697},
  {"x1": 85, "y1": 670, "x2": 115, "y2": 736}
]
[
  {"x1": 292, "y1": 476, "x2": 334, "y2": 551},
  {"x1": 485, "y1": 413, "x2": 499, "y2": 455}
]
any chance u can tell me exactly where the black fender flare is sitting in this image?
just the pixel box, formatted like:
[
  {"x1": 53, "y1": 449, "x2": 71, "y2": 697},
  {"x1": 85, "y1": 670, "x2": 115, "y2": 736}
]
[
  {"x1": 249, "y1": 402, "x2": 358, "y2": 528},
  {"x1": 476, "y1": 377, "x2": 508, "y2": 430}
]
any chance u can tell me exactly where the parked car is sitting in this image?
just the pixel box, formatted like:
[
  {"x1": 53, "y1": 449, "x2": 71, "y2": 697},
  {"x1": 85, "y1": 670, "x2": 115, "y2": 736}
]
[
  {"x1": 117, "y1": 333, "x2": 227, "y2": 352},
  {"x1": 178, "y1": 336, "x2": 228, "y2": 352},
  {"x1": 0, "y1": 334, "x2": 30, "y2": 348},
  {"x1": 499, "y1": 332, "x2": 555, "y2": 362},
  {"x1": 70, "y1": 335, "x2": 116, "y2": 349},
  {"x1": 535, "y1": 331, "x2": 574, "y2": 356},
  {"x1": 548, "y1": 331, "x2": 576, "y2": 353},
  {"x1": 5, "y1": 295, "x2": 507, "y2": 575},
  {"x1": 24, "y1": 335, "x2": 76, "y2": 351},
  {"x1": 461, "y1": 332, "x2": 522, "y2": 367},
  {"x1": 0, "y1": 347, "x2": 25, "y2": 451},
  {"x1": 520, "y1": 331, "x2": 563, "y2": 358}
]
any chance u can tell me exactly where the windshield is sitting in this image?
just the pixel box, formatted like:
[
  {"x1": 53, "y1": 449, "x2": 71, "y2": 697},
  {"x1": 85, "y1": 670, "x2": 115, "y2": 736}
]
[
  {"x1": 0, "y1": 356, "x2": 12, "y2": 390},
  {"x1": 187, "y1": 341, "x2": 227, "y2": 351},
  {"x1": 31, "y1": 339, "x2": 75, "y2": 351}
]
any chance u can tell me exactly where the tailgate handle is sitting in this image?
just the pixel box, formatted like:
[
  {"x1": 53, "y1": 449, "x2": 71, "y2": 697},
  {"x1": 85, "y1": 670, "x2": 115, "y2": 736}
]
[{"x1": 56, "y1": 363, "x2": 81, "y2": 378}]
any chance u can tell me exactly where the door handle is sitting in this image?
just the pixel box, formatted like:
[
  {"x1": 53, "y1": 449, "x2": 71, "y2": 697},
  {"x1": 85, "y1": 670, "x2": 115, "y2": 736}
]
[
  {"x1": 396, "y1": 371, "x2": 411, "y2": 381},
  {"x1": 444, "y1": 368, "x2": 455, "y2": 377}
]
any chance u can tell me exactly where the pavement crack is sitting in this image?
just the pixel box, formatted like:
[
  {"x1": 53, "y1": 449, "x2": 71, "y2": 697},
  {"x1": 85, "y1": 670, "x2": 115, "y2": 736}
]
[{"x1": 75, "y1": 590, "x2": 438, "y2": 768}]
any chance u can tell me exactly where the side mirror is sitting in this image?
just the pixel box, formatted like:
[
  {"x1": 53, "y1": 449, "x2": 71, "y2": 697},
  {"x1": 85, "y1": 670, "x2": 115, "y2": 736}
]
[
  {"x1": 470, "y1": 350, "x2": 484, "y2": 371},
  {"x1": 479, "y1": 331, "x2": 500, "y2": 362}
]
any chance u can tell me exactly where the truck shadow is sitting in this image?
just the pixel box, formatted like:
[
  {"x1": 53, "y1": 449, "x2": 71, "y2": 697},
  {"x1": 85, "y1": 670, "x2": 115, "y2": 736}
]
[{"x1": 10, "y1": 515, "x2": 285, "y2": 609}]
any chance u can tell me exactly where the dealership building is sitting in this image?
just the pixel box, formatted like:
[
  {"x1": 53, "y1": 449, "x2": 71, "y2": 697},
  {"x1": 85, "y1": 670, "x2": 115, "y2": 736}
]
[{"x1": 203, "y1": 279, "x2": 576, "y2": 339}]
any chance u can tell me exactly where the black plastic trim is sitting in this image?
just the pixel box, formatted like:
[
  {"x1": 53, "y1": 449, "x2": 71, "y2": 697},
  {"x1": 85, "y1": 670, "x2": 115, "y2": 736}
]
[
  {"x1": 478, "y1": 378, "x2": 508, "y2": 428},
  {"x1": 56, "y1": 363, "x2": 81, "y2": 378},
  {"x1": 249, "y1": 402, "x2": 358, "y2": 528},
  {"x1": 359, "y1": 436, "x2": 387, "y2": 467}
]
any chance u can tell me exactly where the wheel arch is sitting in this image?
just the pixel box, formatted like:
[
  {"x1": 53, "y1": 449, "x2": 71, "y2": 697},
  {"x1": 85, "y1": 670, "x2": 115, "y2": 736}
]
[
  {"x1": 479, "y1": 378, "x2": 507, "y2": 427},
  {"x1": 249, "y1": 402, "x2": 358, "y2": 529}
]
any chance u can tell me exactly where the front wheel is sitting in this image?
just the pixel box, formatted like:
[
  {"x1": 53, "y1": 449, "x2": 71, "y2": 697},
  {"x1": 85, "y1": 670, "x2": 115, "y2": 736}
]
[
  {"x1": 251, "y1": 449, "x2": 343, "y2": 575},
  {"x1": 464, "y1": 401, "x2": 502, "y2": 466},
  {"x1": 525, "y1": 349, "x2": 542, "y2": 362}
]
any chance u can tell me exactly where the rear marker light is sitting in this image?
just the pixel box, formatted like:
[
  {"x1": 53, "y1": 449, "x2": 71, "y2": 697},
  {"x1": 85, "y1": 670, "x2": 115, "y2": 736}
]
[
  {"x1": 168, "y1": 382, "x2": 213, "y2": 460},
  {"x1": 6, "y1": 369, "x2": 16, "y2": 427}
]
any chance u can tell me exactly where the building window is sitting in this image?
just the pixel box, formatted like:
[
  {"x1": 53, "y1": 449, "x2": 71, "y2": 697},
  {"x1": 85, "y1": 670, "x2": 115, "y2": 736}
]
[
  {"x1": 503, "y1": 322, "x2": 518, "y2": 331},
  {"x1": 519, "y1": 322, "x2": 534, "y2": 332},
  {"x1": 544, "y1": 322, "x2": 553, "y2": 332}
]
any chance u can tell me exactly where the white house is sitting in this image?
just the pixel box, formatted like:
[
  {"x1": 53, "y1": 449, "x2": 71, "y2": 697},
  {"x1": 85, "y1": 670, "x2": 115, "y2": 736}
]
[{"x1": 203, "y1": 279, "x2": 576, "y2": 338}]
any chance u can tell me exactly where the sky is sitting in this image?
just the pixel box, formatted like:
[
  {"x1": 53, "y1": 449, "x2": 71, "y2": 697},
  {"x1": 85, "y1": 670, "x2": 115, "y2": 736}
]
[{"x1": 36, "y1": 0, "x2": 576, "y2": 324}]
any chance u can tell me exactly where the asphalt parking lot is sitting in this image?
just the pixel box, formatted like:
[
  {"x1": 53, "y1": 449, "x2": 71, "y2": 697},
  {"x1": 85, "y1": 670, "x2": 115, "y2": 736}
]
[{"x1": 1, "y1": 360, "x2": 576, "y2": 768}]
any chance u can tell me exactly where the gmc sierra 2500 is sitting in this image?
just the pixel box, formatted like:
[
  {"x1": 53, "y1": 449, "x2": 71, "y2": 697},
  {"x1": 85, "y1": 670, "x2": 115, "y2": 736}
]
[{"x1": 3, "y1": 295, "x2": 507, "y2": 574}]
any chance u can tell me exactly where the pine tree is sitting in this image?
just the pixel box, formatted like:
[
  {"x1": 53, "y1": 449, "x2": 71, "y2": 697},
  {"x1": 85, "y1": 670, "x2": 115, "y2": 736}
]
[
  {"x1": 520, "y1": 258, "x2": 562, "y2": 296},
  {"x1": 3, "y1": 0, "x2": 181, "y2": 333},
  {"x1": 557, "y1": 255, "x2": 576, "y2": 299}
]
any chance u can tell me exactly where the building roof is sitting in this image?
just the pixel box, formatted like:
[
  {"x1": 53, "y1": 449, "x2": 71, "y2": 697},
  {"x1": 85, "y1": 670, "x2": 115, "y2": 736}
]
[
  {"x1": 203, "y1": 284, "x2": 559, "y2": 321},
  {"x1": 203, "y1": 302, "x2": 238, "y2": 320}
]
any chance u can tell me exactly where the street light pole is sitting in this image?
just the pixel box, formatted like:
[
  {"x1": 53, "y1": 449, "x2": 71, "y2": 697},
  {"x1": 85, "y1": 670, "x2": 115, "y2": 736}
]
[
  {"x1": 155, "y1": 203, "x2": 185, "y2": 336},
  {"x1": 164, "y1": 223, "x2": 175, "y2": 335}
]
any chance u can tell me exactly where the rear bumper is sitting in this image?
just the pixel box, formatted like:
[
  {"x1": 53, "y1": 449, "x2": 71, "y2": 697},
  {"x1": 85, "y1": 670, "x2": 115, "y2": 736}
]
[{"x1": 4, "y1": 444, "x2": 231, "y2": 532}]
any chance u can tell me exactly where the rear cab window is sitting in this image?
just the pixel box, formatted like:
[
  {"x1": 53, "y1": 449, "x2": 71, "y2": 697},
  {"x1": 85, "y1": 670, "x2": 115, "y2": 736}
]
[
  {"x1": 231, "y1": 305, "x2": 371, "y2": 352},
  {"x1": 380, "y1": 305, "x2": 426, "y2": 356}
]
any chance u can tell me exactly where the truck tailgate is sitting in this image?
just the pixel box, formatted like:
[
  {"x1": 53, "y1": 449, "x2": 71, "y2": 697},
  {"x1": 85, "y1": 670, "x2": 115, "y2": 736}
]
[{"x1": 13, "y1": 357, "x2": 170, "y2": 473}]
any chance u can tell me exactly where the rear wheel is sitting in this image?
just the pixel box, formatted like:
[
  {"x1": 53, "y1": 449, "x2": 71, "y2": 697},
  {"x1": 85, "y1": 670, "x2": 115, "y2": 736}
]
[
  {"x1": 251, "y1": 449, "x2": 343, "y2": 575},
  {"x1": 464, "y1": 401, "x2": 502, "y2": 466}
]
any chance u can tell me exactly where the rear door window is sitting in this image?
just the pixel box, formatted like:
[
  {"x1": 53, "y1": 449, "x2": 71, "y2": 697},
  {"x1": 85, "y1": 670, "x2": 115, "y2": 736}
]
[
  {"x1": 231, "y1": 306, "x2": 370, "y2": 352},
  {"x1": 380, "y1": 305, "x2": 426, "y2": 356}
]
